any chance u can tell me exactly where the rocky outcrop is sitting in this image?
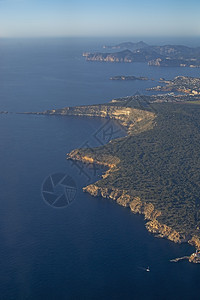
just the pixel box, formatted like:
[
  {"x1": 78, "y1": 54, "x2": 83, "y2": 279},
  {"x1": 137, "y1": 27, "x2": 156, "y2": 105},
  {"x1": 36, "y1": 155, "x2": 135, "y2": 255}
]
[
  {"x1": 188, "y1": 236, "x2": 200, "y2": 250},
  {"x1": 68, "y1": 148, "x2": 186, "y2": 246},
  {"x1": 170, "y1": 253, "x2": 200, "y2": 264},
  {"x1": 83, "y1": 184, "x2": 185, "y2": 244},
  {"x1": 82, "y1": 181, "x2": 200, "y2": 264},
  {"x1": 189, "y1": 252, "x2": 200, "y2": 263},
  {"x1": 67, "y1": 150, "x2": 120, "y2": 169},
  {"x1": 83, "y1": 184, "x2": 200, "y2": 254},
  {"x1": 146, "y1": 220, "x2": 184, "y2": 243},
  {"x1": 170, "y1": 251, "x2": 200, "y2": 264},
  {"x1": 148, "y1": 58, "x2": 162, "y2": 66}
]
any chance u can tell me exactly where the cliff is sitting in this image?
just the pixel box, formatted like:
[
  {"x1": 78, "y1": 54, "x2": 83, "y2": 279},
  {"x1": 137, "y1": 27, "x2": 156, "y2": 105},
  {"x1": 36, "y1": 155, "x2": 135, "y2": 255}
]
[
  {"x1": 77, "y1": 168, "x2": 200, "y2": 264},
  {"x1": 67, "y1": 151, "x2": 120, "y2": 171},
  {"x1": 82, "y1": 184, "x2": 184, "y2": 244},
  {"x1": 69, "y1": 152, "x2": 200, "y2": 264},
  {"x1": 68, "y1": 146, "x2": 187, "y2": 246},
  {"x1": 39, "y1": 104, "x2": 156, "y2": 135},
  {"x1": 84, "y1": 50, "x2": 137, "y2": 63}
]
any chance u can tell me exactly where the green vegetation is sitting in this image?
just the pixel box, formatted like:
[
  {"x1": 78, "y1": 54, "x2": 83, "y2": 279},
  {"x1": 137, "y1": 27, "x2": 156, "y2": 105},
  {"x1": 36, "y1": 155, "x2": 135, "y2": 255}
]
[
  {"x1": 77, "y1": 102, "x2": 200, "y2": 238},
  {"x1": 185, "y1": 100, "x2": 200, "y2": 105}
]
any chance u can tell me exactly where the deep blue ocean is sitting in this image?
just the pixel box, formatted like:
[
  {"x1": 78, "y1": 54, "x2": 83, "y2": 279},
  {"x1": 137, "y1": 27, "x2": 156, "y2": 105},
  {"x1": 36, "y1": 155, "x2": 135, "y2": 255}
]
[{"x1": 0, "y1": 37, "x2": 200, "y2": 300}]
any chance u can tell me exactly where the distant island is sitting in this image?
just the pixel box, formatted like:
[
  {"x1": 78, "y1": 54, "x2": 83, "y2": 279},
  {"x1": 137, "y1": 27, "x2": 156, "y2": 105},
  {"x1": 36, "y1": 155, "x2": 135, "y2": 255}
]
[
  {"x1": 110, "y1": 75, "x2": 148, "y2": 81},
  {"x1": 28, "y1": 76, "x2": 200, "y2": 263},
  {"x1": 103, "y1": 41, "x2": 149, "y2": 51},
  {"x1": 83, "y1": 41, "x2": 200, "y2": 67}
]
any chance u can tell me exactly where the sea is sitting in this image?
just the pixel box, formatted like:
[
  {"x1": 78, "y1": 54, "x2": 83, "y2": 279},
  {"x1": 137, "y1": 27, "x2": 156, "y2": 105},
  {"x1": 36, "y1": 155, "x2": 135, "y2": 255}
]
[{"x1": 0, "y1": 37, "x2": 200, "y2": 300}]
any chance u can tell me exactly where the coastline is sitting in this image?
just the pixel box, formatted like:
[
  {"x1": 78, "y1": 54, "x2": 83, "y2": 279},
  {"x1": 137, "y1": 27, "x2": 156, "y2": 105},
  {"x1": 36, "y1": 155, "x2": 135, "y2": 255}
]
[
  {"x1": 67, "y1": 151, "x2": 182, "y2": 243},
  {"x1": 68, "y1": 151, "x2": 200, "y2": 264},
  {"x1": 30, "y1": 95, "x2": 200, "y2": 264},
  {"x1": 65, "y1": 103, "x2": 200, "y2": 264}
]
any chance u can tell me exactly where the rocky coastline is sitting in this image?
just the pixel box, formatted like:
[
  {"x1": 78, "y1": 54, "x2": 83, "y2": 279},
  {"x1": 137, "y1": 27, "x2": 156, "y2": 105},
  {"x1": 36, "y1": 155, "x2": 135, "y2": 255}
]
[
  {"x1": 27, "y1": 97, "x2": 200, "y2": 264},
  {"x1": 75, "y1": 168, "x2": 186, "y2": 244},
  {"x1": 67, "y1": 133, "x2": 200, "y2": 264},
  {"x1": 27, "y1": 104, "x2": 156, "y2": 135}
]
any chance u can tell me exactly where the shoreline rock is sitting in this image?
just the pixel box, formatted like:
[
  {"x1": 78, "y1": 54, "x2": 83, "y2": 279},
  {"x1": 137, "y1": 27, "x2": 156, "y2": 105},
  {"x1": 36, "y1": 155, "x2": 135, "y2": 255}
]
[
  {"x1": 83, "y1": 183, "x2": 184, "y2": 243},
  {"x1": 68, "y1": 151, "x2": 200, "y2": 263}
]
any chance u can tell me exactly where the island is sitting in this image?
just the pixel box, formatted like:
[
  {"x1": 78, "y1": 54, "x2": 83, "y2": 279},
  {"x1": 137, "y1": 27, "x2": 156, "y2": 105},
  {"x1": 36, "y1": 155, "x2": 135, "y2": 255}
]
[
  {"x1": 83, "y1": 42, "x2": 200, "y2": 67},
  {"x1": 103, "y1": 41, "x2": 149, "y2": 51},
  {"x1": 110, "y1": 75, "x2": 148, "y2": 81},
  {"x1": 27, "y1": 76, "x2": 200, "y2": 263}
]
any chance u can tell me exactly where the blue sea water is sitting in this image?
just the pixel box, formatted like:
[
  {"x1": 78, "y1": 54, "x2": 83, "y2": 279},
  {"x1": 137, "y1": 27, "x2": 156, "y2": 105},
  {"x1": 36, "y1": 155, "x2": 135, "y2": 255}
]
[{"x1": 0, "y1": 38, "x2": 200, "y2": 300}]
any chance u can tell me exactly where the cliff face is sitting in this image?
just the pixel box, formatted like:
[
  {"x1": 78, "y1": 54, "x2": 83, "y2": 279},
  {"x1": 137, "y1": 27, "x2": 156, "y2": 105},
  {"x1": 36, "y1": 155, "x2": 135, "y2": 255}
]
[
  {"x1": 83, "y1": 184, "x2": 184, "y2": 244},
  {"x1": 146, "y1": 220, "x2": 184, "y2": 243},
  {"x1": 83, "y1": 50, "x2": 136, "y2": 63},
  {"x1": 42, "y1": 104, "x2": 156, "y2": 135},
  {"x1": 68, "y1": 151, "x2": 119, "y2": 169},
  {"x1": 148, "y1": 58, "x2": 162, "y2": 66}
]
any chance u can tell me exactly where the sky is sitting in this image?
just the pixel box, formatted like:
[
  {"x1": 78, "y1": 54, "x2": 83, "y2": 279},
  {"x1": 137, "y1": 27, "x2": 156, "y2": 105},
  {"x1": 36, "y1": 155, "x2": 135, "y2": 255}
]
[{"x1": 0, "y1": 0, "x2": 200, "y2": 38}]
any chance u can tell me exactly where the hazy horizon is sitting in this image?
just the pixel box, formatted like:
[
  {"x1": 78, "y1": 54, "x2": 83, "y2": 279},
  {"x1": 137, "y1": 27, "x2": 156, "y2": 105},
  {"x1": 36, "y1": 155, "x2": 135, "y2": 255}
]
[
  {"x1": 0, "y1": 36, "x2": 200, "y2": 48},
  {"x1": 0, "y1": 0, "x2": 199, "y2": 38}
]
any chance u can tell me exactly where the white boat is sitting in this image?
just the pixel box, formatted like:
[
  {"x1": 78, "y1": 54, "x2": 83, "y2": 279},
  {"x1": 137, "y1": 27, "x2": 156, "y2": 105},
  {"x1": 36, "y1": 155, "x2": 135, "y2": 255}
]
[{"x1": 146, "y1": 266, "x2": 150, "y2": 272}]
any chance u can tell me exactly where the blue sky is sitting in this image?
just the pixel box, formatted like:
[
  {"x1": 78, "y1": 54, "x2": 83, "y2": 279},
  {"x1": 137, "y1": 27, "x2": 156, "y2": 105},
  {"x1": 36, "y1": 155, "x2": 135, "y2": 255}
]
[{"x1": 0, "y1": 0, "x2": 199, "y2": 37}]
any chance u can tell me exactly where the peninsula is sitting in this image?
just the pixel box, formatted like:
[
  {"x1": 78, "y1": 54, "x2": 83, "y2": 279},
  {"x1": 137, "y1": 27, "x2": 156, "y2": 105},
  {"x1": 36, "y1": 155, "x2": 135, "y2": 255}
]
[{"x1": 32, "y1": 79, "x2": 200, "y2": 263}]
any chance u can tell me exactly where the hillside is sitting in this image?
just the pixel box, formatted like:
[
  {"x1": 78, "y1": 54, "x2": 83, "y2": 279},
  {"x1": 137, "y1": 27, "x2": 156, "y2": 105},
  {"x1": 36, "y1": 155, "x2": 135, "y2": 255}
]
[
  {"x1": 83, "y1": 42, "x2": 200, "y2": 67},
  {"x1": 34, "y1": 95, "x2": 200, "y2": 258},
  {"x1": 66, "y1": 101, "x2": 200, "y2": 253}
]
